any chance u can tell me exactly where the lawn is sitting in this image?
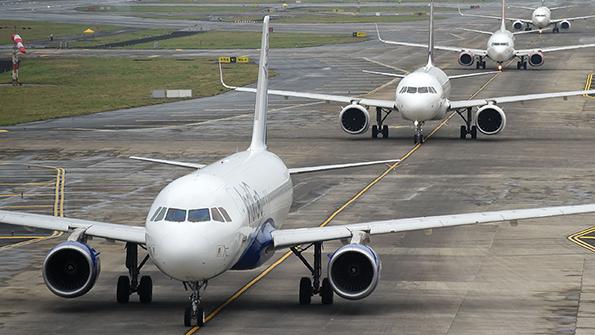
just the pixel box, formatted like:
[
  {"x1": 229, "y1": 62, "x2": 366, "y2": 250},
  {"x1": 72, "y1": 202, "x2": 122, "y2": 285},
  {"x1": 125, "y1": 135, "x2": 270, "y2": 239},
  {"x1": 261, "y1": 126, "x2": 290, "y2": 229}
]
[
  {"x1": 70, "y1": 28, "x2": 175, "y2": 48},
  {"x1": 0, "y1": 57, "x2": 257, "y2": 125},
  {"x1": 0, "y1": 20, "x2": 121, "y2": 45}
]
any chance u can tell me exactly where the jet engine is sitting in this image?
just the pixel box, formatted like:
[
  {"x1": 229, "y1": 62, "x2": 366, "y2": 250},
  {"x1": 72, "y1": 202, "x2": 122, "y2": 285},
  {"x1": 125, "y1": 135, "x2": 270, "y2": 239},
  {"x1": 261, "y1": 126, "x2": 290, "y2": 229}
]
[
  {"x1": 42, "y1": 241, "x2": 101, "y2": 298},
  {"x1": 528, "y1": 52, "x2": 544, "y2": 67},
  {"x1": 512, "y1": 20, "x2": 524, "y2": 30},
  {"x1": 475, "y1": 105, "x2": 506, "y2": 135},
  {"x1": 339, "y1": 104, "x2": 370, "y2": 135},
  {"x1": 559, "y1": 20, "x2": 571, "y2": 30},
  {"x1": 327, "y1": 243, "x2": 381, "y2": 300},
  {"x1": 458, "y1": 52, "x2": 475, "y2": 66}
]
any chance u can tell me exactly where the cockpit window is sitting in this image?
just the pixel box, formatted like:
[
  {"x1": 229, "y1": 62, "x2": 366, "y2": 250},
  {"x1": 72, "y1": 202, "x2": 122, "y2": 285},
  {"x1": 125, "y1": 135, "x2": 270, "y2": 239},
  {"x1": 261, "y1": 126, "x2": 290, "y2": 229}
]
[
  {"x1": 429, "y1": 87, "x2": 437, "y2": 93},
  {"x1": 165, "y1": 208, "x2": 187, "y2": 222},
  {"x1": 153, "y1": 207, "x2": 167, "y2": 221},
  {"x1": 150, "y1": 207, "x2": 163, "y2": 221},
  {"x1": 406, "y1": 86, "x2": 417, "y2": 93},
  {"x1": 492, "y1": 42, "x2": 509, "y2": 46},
  {"x1": 218, "y1": 207, "x2": 232, "y2": 222},
  {"x1": 399, "y1": 86, "x2": 407, "y2": 93},
  {"x1": 188, "y1": 208, "x2": 210, "y2": 222},
  {"x1": 418, "y1": 87, "x2": 429, "y2": 93},
  {"x1": 211, "y1": 208, "x2": 225, "y2": 222}
]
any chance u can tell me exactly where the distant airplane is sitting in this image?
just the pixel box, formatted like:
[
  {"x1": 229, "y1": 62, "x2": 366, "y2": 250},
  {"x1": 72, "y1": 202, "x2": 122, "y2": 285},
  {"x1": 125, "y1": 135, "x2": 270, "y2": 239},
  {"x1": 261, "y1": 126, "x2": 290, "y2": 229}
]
[
  {"x1": 222, "y1": 1, "x2": 595, "y2": 143},
  {"x1": 2, "y1": 14, "x2": 595, "y2": 330},
  {"x1": 380, "y1": 0, "x2": 595, "y2": 70},
  {"x1": 462, "y1": 0, "x2": 595, "y2": 33}
]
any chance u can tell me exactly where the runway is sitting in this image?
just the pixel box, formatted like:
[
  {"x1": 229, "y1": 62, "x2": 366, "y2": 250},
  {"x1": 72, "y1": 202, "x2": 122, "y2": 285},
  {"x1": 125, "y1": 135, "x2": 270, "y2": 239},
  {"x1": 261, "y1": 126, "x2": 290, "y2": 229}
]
[{"x1": 1, "y1": 1, "x2": 595, "y2": 334}]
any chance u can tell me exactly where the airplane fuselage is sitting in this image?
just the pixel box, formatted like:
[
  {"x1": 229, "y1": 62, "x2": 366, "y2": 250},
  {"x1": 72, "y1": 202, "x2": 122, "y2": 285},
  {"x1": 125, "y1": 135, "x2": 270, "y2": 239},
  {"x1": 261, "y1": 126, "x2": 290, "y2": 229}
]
[
  {"x1": 532, "y1": 6, "x2": 552, "y2": 29},
  {"x1": 145, "y1": 150, "x2": 293, "y2": 281},
  {"x1": 395, "y1": 65, "x2": 450, "y2": 123},
  {"x1": 486, "y1": 29, "x2": 516, "y2": 63}
]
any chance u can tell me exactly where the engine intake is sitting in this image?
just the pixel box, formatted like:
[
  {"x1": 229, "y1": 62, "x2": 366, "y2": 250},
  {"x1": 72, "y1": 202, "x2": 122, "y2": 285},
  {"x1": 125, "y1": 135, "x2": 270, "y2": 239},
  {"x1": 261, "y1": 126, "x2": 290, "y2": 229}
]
[
  {"x1": 475, "y1": 105, "x2": 506, "y2": 135},
  {"x1": 560, "y1": 20, "x2": 571, "y2": 30},
  {"x1": 340, "y1": 104, "x2": 370, "y2": 135},
  {"x1": 528, "y1": 52, "x2": 544, "y2": 67},
  {"x1": 512, "y1": 20, "x2": 524, "y2": 30},
  {"x1": 328, "y1": 244, "x2": 381, "y2": 300},
  {"x1": 458, "y1": 52, "x2": 475, "y2": 66},
  {"x1": 42, "y1": 241, "x2": 100, "y2": 298}
]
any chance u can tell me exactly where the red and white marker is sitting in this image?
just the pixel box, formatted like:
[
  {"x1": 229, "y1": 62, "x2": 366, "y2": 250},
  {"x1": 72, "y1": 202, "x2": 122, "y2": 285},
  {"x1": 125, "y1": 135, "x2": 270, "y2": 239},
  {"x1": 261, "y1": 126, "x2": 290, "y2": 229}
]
[{"x1": 11, "y1": 34, "x2": 26, "y2": 54}]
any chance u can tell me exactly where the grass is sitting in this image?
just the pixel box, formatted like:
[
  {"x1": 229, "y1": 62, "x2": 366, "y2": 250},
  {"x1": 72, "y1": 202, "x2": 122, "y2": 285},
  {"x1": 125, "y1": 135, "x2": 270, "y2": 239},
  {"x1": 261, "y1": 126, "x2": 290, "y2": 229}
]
[
  {"x1": 0, "y1": 20, "x2": 121, "y2": 45},
  {"x1": 128, "y1": 31, "x2": 363, "y2": 49},
  {"x1": 0, "y1": 57, "x2": 258, "y2": 125},
  {"x1": 275, "y1": 14, "x2": 427, "y2": 24},
  {"x1": 70, "y1": 28, "x2": 174, "y2": 48}
]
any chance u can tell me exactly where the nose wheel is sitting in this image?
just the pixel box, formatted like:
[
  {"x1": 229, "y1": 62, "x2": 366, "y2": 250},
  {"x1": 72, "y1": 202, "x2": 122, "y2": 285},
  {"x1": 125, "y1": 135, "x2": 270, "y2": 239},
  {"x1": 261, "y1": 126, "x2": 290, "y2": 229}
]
[
  {"x1": 292, "y1": 242, "x2": 334, "y2": 305},
  {"x1": 116, "y1": 242, "x2": 152, "y2": 304},
  {"x1": 184, "y1": 281, "x2": 207, "y2": 327},
  {"x1": 413, "y1": 121, "x2": 425, "y2": 144}
]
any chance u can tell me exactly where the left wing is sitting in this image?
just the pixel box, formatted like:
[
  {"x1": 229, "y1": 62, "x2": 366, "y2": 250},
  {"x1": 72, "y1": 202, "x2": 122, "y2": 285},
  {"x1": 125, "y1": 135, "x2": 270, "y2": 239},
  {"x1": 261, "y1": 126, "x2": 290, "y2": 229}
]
[
  {"x1": 551, "y1": 14, "x2": 595, "y2": 23},
  {"x1": 449, "y1": 89, "x2": 595, "y2": 110},
  {"x1": 0, "y1": 210, "x2": 146, "y2": 243},
  {"x1": 272, "y1": 204, "x2": 595, "y2": 248},
  {"x1": 516, "y1": 43, "x2": 595, "y2": 56}
]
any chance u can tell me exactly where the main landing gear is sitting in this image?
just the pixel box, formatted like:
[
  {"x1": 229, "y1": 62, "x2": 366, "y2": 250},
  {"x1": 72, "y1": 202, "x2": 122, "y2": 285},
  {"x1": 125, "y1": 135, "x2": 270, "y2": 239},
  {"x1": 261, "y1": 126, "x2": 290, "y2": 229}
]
[
  {"x1": 413, "y1": 120, "x2": 425, "y2": 144},
  {"x1": 184, "y1": 281, "x2": 207, "y2": 327},
  {"x1": 553, "y1": 24, "x2": 560, "y2": 33},
  {"x1": 371, "y1": 106, "x2": 392, "y2": 139},
  {"x1": 457, "y1": 107, "x2": 477, "y2": 140},
  {"x1": 516, "y1": 56, "x2": 528, "y2": 70},
  {"x1": 475, "y1": 56, "x2": 487, "y2": 69},
  {"x1": 117, "y1": 242, "x2": 152, "y2": 304},
  {"x1": 291, "y1": 242, "x2": 334, "y2": 305}
]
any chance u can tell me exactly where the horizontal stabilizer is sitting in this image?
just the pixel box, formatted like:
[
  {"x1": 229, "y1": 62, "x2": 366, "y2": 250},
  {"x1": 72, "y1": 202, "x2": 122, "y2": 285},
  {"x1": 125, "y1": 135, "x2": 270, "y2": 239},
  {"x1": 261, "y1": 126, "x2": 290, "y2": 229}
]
[
  {"x1": 289, "y1": 159, "x2": 400, "y2": 175},
  {"x1": 129, "y1": 156, "x2": 206, "y2": 169}
]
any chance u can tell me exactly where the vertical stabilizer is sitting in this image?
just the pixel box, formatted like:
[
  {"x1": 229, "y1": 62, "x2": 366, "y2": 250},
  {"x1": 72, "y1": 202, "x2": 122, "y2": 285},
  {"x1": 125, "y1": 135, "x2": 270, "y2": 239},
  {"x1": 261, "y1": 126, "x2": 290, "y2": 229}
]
[
  {"x1": 500, "y1": 0, "x2": 507, "y2": 31},
  {"x1": 426, "y1": 1, "x2": 434, "y2": 67},
  {"x1": 249, "y1": 16, "x2": 270, "y2": 152}
]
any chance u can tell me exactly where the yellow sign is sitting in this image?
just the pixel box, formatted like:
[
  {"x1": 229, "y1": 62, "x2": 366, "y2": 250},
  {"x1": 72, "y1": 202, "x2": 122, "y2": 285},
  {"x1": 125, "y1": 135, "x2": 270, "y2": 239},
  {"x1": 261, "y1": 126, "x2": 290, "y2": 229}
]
[
  {"x1": 218, "y1": 56, "x2": 231, "y2": 64},
  {"x1": 352, "y1": 31, "x2": 367, "y2": 38},
  {"x1": 237, "y1": 56, "x2": 250, "y2": 63},
  {"x1": 83, "y1": 28, "x2": 95, "y2": 34}
]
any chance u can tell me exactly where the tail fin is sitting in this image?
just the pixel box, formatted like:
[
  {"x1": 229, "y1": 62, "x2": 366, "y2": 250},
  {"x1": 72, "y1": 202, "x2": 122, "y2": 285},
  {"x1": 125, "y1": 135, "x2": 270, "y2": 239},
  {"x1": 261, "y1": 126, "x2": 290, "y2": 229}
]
[
  {"x1": 426, "y1": 1, "x2": 434, "y2": 67},
  {"x1": 249, "y1": 16, "x2": 270, "y2": 152},
  {"x1": 500, "y1": 0, "x2": 507, "y2": 31}
]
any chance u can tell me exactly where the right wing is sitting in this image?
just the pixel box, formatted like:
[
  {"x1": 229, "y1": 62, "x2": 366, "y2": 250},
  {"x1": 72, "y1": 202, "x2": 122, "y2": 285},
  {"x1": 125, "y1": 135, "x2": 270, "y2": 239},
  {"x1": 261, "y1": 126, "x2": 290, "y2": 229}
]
[
  {"x1": 272, "y1": 204, "x2": 595, "y2": 248},
  {"x1": 375, "y1": 24, "x2": 487, "y2": 55},
  {"x1": 220, "y1": 63, "x2": 395, "y2": 109},
  {"x1": 458, "y1": 7, "x2": 530, "y2": 23},
  {"x1": 364, "y1": 69, "x2": 500, "y2": 80},
  {"x1": 551, "y1": 14, "x2": 595, "y2": 23},
  {"x1": 0, "y1": 210, "x2": 146, "y2": 244},
  {"x1": 516, "y1": 43, "x2": 595, "y2": 56},
  {"x1": 449, "y1": 89, "x2": 595, "y2": 110},
  {"x1": 288, "y1": 159, "x2": 399, "y2": 175}
]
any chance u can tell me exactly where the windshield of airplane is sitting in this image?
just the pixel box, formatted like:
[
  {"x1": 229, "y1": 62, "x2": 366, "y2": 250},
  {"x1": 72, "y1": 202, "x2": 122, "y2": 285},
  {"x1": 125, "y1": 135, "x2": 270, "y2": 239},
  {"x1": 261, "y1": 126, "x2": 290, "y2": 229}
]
[
  {"x1": 188, "y1": 208, "x2": 210, "y2": 222},
  {"x1": 401, "y1": 86, "x2": 437, "y2": 94},
  {"x1": 492, "y1": 42, "x2": 509, "y2": 46},
  {"x1": 154, "y1": 206, "x2": 232, "y2": 222},
  {"x1": 165, "y1": 208, "x2": 187, "y2": 222}
]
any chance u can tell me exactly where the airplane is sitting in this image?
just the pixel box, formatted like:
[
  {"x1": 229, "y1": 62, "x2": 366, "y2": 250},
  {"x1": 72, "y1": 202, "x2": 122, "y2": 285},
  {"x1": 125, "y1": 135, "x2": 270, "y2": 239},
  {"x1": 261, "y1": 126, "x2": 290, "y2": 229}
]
[
  {"x1": 379, "y1": 0, "x2": 595, "y2": 70},
  {"x1": 221, "y1": 1, "x2": 595, "y2": 144},
  {"x1": 460, "y1": 0, "x2": 595, "y2": 33},
  {"x1": 2, "y1": 15, "x2": 595, "y2": 329}
]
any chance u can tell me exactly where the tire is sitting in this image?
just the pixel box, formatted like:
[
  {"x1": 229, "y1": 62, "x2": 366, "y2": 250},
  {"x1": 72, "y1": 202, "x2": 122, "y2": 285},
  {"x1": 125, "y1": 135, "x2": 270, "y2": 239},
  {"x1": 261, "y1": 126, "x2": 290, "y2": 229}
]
[
  {"x1": 471, "y1": 126, "x2": 478, "y2": 139},
  {"x1": 475, "y1": 62, "x2": 480, "y2": 69},
  {"x1": 117, "y1": 276, "x2": 130, "y2": 304},
  {"x1": 523, "y1": 62, "x2": 528, "y2": 70},
  {"x1": 460, "y1": 125, "x2": 467, "y2": 139},
  {"x1": 482, "y1": 61, "x2": 487, "y2": 69},
  {"x1": 184, "y1": 306, "x2": 192, "y2": 327},
  {"x1": 299, "y1": 277, "x2": 312, "y2": 305},
  {"x1": 321, "y1": 278, "x2": 334, "y2": 305},
  {"x1": 138, "y1": 276, "x2": 153, "y2": 303},
  {"x1": 371, "y1": 125, "x2": 378, "y2": 138},
  {"x1": 196, "y1": 307, "x2": 205, "y2": 327},
  {"x1": 517, "y1": 61, "x2": 521, "y2": 70},
  {"x1": 382, "y1": 125, "x2": 389, "y2": 138}
]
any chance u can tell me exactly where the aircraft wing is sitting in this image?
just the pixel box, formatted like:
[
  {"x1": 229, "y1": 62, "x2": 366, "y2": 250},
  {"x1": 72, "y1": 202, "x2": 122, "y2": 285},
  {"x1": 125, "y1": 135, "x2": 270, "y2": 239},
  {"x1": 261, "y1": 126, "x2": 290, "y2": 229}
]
[
  {"x1": 457, "y1": 7, "x2": 529, "y2": 23},
  {"x1": 551, "y1": 15, "x2": 595, "y2": 23},
  {"x1": 220, "y1": 63, "x2": 395, "y2": 109},
  {"x1": 271, "y1": 204, "x2": 595, "y2": 248},
  {"x1": 448, "y1": 89, "x2": 595, "y2": 110},
  {"x1": 516, "y1": 43, "x2": 595, "y2": 55},
  {"x1": 288, "y1": 159, "x2": 399, "y2": 175},
  {"x1": 362, "y1": 69, "x2": 407, "y2": 78},
  {"x1": 129, "y1": 156, "x2": 206, "y2": 169},
  {"x1": 0, "y1": 210, "x2": 146, "y2": 244}
]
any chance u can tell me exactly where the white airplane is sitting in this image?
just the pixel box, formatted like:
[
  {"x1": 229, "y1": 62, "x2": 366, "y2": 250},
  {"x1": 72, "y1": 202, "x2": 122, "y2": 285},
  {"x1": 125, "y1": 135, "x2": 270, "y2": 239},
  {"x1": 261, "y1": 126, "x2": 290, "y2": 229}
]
[
  {"x1": 221, "y1": 1, "x2": 595, "y2": 143},
  {"x1": 381, "y1": 0, "x2": 595, "y2": 70},
  {"x1": 2, "y1": 15, "x2": 595, "y2": 329},
  {"x1": 462, "y1": 0, "x2": 595, "y2": 33}
]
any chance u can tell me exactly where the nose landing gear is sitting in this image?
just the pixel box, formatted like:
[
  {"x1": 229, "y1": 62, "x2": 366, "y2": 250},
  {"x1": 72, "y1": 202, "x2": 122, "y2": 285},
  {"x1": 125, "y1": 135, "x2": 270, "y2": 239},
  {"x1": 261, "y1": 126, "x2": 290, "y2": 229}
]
[
  {"x1": 413, "y1": 121, "x2": 425, "y2": 144},
  {"x1": 184, "y1": 281, "x2": 207, "y2": 327}
]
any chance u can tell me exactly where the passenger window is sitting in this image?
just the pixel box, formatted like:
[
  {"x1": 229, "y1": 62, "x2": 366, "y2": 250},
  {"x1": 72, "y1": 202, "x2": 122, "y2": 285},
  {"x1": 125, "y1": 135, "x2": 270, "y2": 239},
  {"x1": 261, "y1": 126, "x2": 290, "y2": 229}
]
[
  {"x1": 211, "y1": 208, "x2": 225, "y2": 222},
  {"x1": 418, "y1": 87, "x2": 429, "y2": 93},
  {"x1": 165, "y1": 208, "x2": 186, "y2": 222},
  {"x1": 188, "y1": 208, "x2": 210, "y2": 222},
  {"x1": 150, "y1": 207, "x2": 162, "y2": 221},
  {"x1": 218, "y1": 207, "x2": 232, "y2": 222},
  {"x1": 154, "y1": 207, "x2": 167, "y2": 221},
  {"x1": 407, "y1": 87, "x2": 417, "y2": 93}
]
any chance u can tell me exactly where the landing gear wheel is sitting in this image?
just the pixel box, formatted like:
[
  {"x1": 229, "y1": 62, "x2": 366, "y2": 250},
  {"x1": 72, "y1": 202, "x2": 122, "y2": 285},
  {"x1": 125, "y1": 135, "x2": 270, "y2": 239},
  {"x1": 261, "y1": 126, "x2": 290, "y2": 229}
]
[
  {"x1": 414, "y1": 133, "x2": 424, "y2": 144},
  {"x1": 482, "y1": 61, "x2": 487, "y2": 69},
  {"x1": 476, "y1": 62, "x2": 481, "y2": 69},
  {"x1": 553, "y1": 27, "x2": 559, "y2": 33},
  {"x1": 138, "y1": 276, "x2": 152, "y2": 303},
  {"x1": 517, "y1": 61, "x2": 521, "y2": 70},
  {"x1": 184, "y1": 306, "x2": 192, "y2": 327},
  {"x1": 460, "y1": 125, "x2": 467, "y2": 139},
  {"x1": 371, "y1": 125, "x2": 379, "y2": 139},
  {"x1": 523, "y1": 62, "x2": 528, "y2": 70},
  {"x1": 320, "y1": 278, "x2": 334, "y2": 305},
  {"x1": 470, "y1": 126, "x2": 478, "y2": 139},
  {"x1": 299, "y1": 277, "x2": 312, "y2": 305},
  {"x1": 196, "y1": 307, "x2": 205, "y2": 327},
  {"x1": 381, "y1": 125, "x2": 389, "y2": 138},
  {"x1": 117, "y1": 276, "x2": 130, "y2": 304}
]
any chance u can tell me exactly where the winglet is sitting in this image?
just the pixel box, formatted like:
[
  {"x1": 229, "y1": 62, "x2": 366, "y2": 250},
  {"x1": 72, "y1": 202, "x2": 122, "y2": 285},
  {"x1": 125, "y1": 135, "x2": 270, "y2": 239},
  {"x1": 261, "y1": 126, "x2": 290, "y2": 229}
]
[{"x1": 249, "y1": 15, "x2": 270, "y2": 152}]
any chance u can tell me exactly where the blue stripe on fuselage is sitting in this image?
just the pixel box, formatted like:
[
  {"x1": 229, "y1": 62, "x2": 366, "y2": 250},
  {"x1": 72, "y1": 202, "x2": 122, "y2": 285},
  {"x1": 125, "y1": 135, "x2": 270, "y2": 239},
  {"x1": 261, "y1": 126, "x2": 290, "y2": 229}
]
[{"x1": 231, "y1": 219, "x2": 276, "y2": 270}]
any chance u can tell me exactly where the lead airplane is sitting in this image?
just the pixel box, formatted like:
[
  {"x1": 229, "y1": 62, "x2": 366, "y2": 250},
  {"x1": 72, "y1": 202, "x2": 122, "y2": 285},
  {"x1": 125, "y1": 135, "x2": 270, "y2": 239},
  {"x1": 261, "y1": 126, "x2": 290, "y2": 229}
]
[
  {"x1": 381, "y1": 0, "x2": 595, "y2": 70},
  {"x1": 462, "y1": 0, "x2": 595, "y2": 33},
  {"x1": 2, "y1": 15, "x2": 595, "y2": 329},
  {"x1": 222, "y1": 1, "x2": 595, "y2": 143}
]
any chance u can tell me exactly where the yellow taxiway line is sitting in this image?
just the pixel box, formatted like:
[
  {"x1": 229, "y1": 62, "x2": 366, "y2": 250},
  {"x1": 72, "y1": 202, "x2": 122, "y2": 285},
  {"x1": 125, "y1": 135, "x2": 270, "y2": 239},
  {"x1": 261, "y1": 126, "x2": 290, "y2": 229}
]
[
  {"x1": 184, "y1": 67, "x2": 507, "y2": 334},
  {"x1": 568, "y1": 226, "x2": 595, "y2": 253},
  {"x1": 585, "y1": 73, "x2": 594, "y2": 98}
]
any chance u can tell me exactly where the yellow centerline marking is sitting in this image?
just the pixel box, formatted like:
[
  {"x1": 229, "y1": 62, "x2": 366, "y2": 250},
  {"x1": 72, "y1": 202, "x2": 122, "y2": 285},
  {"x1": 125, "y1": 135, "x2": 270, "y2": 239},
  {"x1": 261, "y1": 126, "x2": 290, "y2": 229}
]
[
  {"x1": 584, "y1": 72, "x2": 594, "y2": 99},
  {"x1": 185, "y1": 67, "x2": 507, "y2": 334},
  {"x1": 0, "y1": 130, "x2": 8, "y2": 133},
  {"x1": 568, "y1": 226, "x2": 595, "y2": 253}
]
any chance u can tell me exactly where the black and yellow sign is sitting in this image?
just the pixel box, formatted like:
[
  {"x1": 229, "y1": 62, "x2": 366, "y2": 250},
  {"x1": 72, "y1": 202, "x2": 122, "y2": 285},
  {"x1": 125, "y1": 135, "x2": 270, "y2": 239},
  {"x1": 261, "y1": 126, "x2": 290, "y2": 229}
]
[
  {"x1": 237, "y1": 56, "x2": 250, "y2": 63},
  {"x1": 568, "y1": 226, "x2": 595, "y2": 252},
  {"x1": 218, "y1": 56, "x2": 237, "y2": 64}
]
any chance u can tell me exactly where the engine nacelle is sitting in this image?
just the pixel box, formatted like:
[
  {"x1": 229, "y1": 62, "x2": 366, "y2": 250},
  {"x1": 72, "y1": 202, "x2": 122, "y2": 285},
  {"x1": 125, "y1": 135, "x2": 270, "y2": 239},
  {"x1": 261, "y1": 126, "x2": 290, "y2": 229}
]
[
  {"x1": 528, "y1": 52, "x2": 544, "y2": 67},
  {"x1": 42, "y1": 241, "x2": 100, "y2": 298},
  {"x1": 475, "y1": 105, "x2": 506, "y2": 135},
  {"x1": 512, "y1": 20, "x2": 524, "y2": 30},
  {"x1": 339, "y1": 104, "x2": 370, "y2": 135},
  {"x1": 458, "y1": 52, "x2": 475, "y2": 66},
  {"x1": 559, "y1": 20, "x2": 571, "y2": 30},
  {"x1": 328, "y1": 243, "x2": 381, "y2": 300}
]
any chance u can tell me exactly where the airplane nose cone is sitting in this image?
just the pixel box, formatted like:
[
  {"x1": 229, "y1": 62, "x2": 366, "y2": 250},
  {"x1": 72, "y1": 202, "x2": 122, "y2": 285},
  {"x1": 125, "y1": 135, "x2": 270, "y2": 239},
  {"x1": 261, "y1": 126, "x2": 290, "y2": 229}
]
[{"x1": 399, "y1": 95, "x2": 439, "y2": 121}]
